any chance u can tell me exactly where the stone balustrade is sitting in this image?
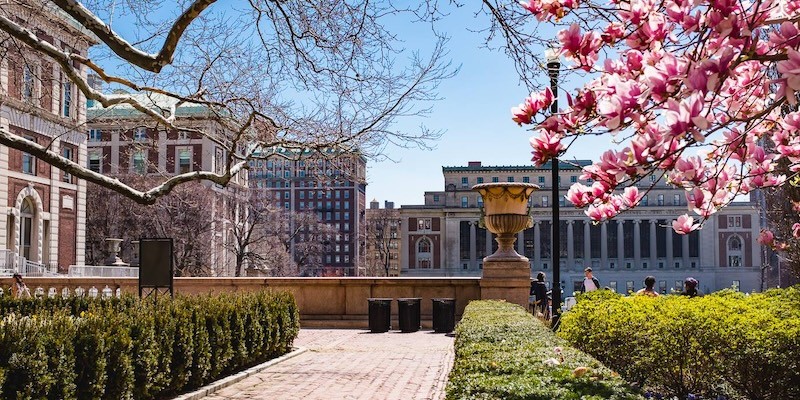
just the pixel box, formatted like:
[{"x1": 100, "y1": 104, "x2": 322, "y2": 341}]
[{"x1": 0, "y1": 277, "x2": 483, "y2": 328}]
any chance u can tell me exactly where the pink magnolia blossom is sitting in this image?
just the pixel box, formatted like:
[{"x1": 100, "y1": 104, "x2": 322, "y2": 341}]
[
  {"x1": 672, "y1": 214, "x2": 699, "y2": 234},
  {"x1": 530, "y1": 130, "x2": 565, "y2": 165},
  {"x1": 757, "y1": 229, "x2": 775, "y2": 246},
  {"x1": 558, "y1": 24, "x2": 603, "y2": 70},
  {"x1": 512, "y1": 87, "x2": 555, "y2": 125},
  {"x1": 777, "y1": 49, "x2": 800, "y2": 106},
  {"x1": 621, "y1": 186, "x2": 639, "y2": 208},
  {"x1": 793, "y1": 223, "x2": 800, "y2": 239}
]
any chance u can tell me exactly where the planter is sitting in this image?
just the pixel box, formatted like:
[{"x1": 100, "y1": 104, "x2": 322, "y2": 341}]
[{"x1": 472, "y1": 182, "x2": 539, "y2": 261}]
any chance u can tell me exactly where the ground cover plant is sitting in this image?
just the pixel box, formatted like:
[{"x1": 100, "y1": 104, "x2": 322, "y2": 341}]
[
  {"x1": 558, "y1": 288, "x2": 800, "y2": 400},
  {"x1": 446, "y1": 300, "x2": 643, "y2": 400},
  {"x1": 0, "y1": 290, "x2": 299, "y2": 399}
]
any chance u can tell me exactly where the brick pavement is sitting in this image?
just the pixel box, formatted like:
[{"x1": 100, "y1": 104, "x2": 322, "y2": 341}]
[{"x1": 200, "y1": 329, "x2": 455, "y2": 400}]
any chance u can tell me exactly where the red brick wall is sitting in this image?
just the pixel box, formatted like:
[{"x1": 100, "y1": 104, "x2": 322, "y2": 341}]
[
  {"x1": 743, "y1": 215, "x2": 751, "y2": 229},
  {"x1": 7, "y1": 177, "x2": 50, "y2": 212},
  {"x1": 8, "y1": 126, "x2": 50, "y2": 178},
  {"x1": 408, "y1": 218, "x2": 417, "y2": 232},
  {"x1": 57, "y1": 189, "x2": 77, "y2": 270},
  {"x1": 432, "y1": 217, "x2": 440, "y2": 231}
]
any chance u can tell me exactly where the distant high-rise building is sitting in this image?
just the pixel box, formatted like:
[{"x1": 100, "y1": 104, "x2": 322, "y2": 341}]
[
  {"x1": 398, "y1": 161, "x2": 764, "y2": 294},
  {"x1": 249, "y1": 147, "x2": 367, "y2": 276},
  {"x1": 365, "y1": 200, "x2": 402, "y2": 276}
]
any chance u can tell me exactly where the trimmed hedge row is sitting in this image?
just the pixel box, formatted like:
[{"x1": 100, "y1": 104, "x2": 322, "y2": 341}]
[
  {"x1": 0, "y1": 291, "x2": 300, "y2": 399},
  {"x1": 558, "y1": 288, "x2": 800, "y2": 400},
  {"x1": 446, "y1": 300, "x2": 643, "y2": 400}
]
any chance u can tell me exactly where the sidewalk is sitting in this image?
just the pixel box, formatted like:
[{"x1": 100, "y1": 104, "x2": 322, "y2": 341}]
[{"x1": 200, "y1": 329, "x2": 455, "y2": 400}]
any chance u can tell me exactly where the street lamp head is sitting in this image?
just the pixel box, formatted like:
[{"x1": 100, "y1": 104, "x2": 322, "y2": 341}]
[{"x1": 545, "y1": 45, "x2": 561, "y2": 79}]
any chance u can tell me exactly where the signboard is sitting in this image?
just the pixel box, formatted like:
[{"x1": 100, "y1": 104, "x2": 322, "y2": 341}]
[{"x1": 138, "y1": 238, "x2": 173, "y2": 298}]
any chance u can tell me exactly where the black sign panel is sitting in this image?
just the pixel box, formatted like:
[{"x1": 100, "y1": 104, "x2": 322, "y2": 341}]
[{"x1": 139, "y1": 238, "x2": 173, "y2": 297}]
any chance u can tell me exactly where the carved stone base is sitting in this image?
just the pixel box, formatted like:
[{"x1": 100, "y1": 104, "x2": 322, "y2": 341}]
[{"x1": 480, "y1": 258, "x2": 531, "y2": 308}]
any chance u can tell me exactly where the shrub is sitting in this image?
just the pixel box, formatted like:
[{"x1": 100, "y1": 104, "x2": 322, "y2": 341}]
[
  {"x1": 0, "y1": 290, "x2": 299, "y2": 399},
  {"x1": 446, "y1": 300, "x2": 643, "y2": 400},
  {"x1": 558, "y1": 289, "x2": 800, "y2": 400}
]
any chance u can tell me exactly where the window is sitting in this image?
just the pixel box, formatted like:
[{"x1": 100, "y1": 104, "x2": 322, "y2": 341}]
[
  {"x1": 88, "y1": 152, "x2": 101, "y2": 173},
  {"x1": 433, "y1": 194, "x2": 440, "y2": 202},
  {"x1": 728, "y1": 235, "x2": 743, "y2": 267},
  {"x1": 657, "y1": 194, "x2": 664, "y2": 206},
  {"x1": 326, "y1": 212, "x2": 331, "y2": 221},
  {"x1": 673, "y1": 194, "x2": 680, "y2": 206},
  {"x1": 22, "y1": 136, "x2": 35, "y2": 175},
  {"x1": 298, "y1": 170, "x2": 305, "y2": 178},
  {"x1": 284, "y1": 202, "x2": 290, "y2": 210},
  {"x1": 418, "y1": 238, "x2": 432, "y2": 252},
  {"x1": 461, "y1": 196, "x2": 468, "y2": 208},
  {"x1": 641, "y1": 195, "x2": 649, "y2": 206},
  {"x1": 335, "y1": 190, "x2": 341, "y2": 199},
  {"x1": 650, "y1": 175, "x2": 657, "y2": 182},
  {"x1": 626, "y1": 281, "x2": 635, "y2": 293},
  {"x1": 559, "y1": 197, "x2": 566, "y2": 206},
  {"x1": 344, "y1": 212, "x2": 350, "y2": 220},
  {"x1": 538, "y1": 176, "x2": 545, "y2": 184},
  {"x1": 62, "y1": 81, "x2": 72, "y2": 117},
  {"x1": 62, "y1": 147, "x2": 73, "y2": 183},
  {"x1": 732, "y1": 280, "x2": 740, "y2": 291},
  {"x1": 344, "y1": 201, "x2": 350, "y2": 209},
  {"x1": 609, "y1": 281, "x2": 618, "y2": 293},
  {"x1": 477, "y1": 177, "x2": 484, "y2": 184},
  {"x1": 610, "y1": 262, "x2": 616, "y2": 269},
  {"x1": 675, "y1": 262, "x2": 681, "y2": 269},
  {"x1": 22, "y1": 65, "x2": 34, "y2": 101},
  {"x1": 132, "y1": 151, "x2": 146, "y2": 174},
  {"x1": 570, "y1": 176, "x2": 577, "y2": 183},
  {"x1": 284, "y1": 192, "x2": 290, "y2": 199},
  {"x1": 523, "y1": 176, "x2": 530, "y2": 183},
  {"x1": 134, "y1": 127, "x2": 147, "y2": 141},
  {"x1": 284, "y1": 171, "x2": 290, "y2": 178},
  {"x1": 658, "y1": 262, "x2": 665, "y2": 269},
  {"x1": 300, "y1": 191, "x2": 305, "y2": 199},
  {"x1": 344, "y1": 223, "x2": 350, "y2": 231},
  {"x1": 542, "y1": 196, "x2": 549, "y2": 207},
  {"x1": 728, "y1": 236, "x2": 742, "y2": 251},
  {"x1": 507, "y1": 176, "x2": 514, "y2": 182},
  {"x1": 461, "y1": 177, "x2": 469, "y2": 188},
  {"x1": 492, "y1": 177, "x2": 499, "y2": 183},
  {"x1": 727, "y1": 216, "x2": 742, "y2": 227},
  {"x1": 88, "y1": 129, "x2": 102, "y2": 142},
  {"x1": 178, "y1": 148, "x2": 192, "y2": 173},
  {"x1": 344, "y1": 191, "x2": 350, "y2": 199},
  {"x1": 691, "y1": 261, "x2": 697, "y2": 268},
  {"x1": 642, "y1": 262, "x2": 648, "y2": 269}
]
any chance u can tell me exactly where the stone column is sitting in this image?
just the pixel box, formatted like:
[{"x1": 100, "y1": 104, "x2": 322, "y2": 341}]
[
  {"x1": 583, "y1": 221, "x2": 591, "y2": 268},
  {"x1": 682, "y1": 234, "x2": 690, "y2": 269},
  {"x1": 481, "y1": 257, "x2": 531, "y2": 308},
  {"x1": 666, "y1": 223, "x2": 674, "y2": 269},
  {"x1": 601, "y1": 222, "x2": 608, "y2": 268},
  {"x1": 533, "y1": 221, "x2": 541, "y2": 269},
  {"x1": 633, "y1": 220, "x2": 642, "y2": 268},
  {"x1": 617, "y1": 220, "x2": 625, "y2": 268},
  {"x1": 469, "y1": 221, "x2": 477, "y2": 269},
  {"x1": 650, "y1": 220, "x2": 658, "y2": 268},
  {"x1": 566, "y1": 221, "x2": 574, "y2": 271}
]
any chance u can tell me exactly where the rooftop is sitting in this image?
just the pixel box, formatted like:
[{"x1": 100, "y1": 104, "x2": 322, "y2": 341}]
[{"x1": 443, "y1": 160, "x2": 592, "y2": 172}]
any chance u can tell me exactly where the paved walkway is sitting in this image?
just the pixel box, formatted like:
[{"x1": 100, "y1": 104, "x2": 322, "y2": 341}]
[{"x1": 201, "y1": 329, "x2": 455, "y2": 400}]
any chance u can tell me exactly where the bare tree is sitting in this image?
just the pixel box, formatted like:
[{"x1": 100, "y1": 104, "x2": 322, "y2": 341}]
[
  {"x1": 364, "y1": 208, "x2": 401, "y2": 276},
  {"x1": 0, "y1": 0, "x2": 454, "y2": 204}
]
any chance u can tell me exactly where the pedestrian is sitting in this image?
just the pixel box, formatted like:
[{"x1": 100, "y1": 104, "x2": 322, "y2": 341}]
[
  {"x1": 636, "y1": 276, "x2": 660, "y2": 297},
  {"x1": 530, "y1": 272, "x2": 549, "y2": 317},
  {"x1": 580, "y1": 267, "x2": 600, "y2": 293},
  {"x1": 10, "y1": 273, "x2": 31, "y2": 299},
  {"x1": 681, "y1": 277, "x2": 701, "y2": 297}
]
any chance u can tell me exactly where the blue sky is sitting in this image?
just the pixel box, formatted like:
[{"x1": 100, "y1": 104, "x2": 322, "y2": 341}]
[{"x1": 365, "y1": 5, "x2": 608, "y2": 207}]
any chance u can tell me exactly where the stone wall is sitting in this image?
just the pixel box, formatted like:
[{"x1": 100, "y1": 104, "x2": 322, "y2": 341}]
[{"x1": 0, "y1": 277, "x2": 482, "y2": 328}]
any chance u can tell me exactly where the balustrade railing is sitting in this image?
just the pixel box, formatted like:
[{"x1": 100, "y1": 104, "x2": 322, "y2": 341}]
[{"x1": 67, "y1": 265, "x2": 139, "y2": 278}]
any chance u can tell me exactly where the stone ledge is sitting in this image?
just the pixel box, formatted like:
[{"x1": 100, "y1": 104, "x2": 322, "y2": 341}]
[{"x1": 171, "y1": 346, "x2": 308, "y2": 400}]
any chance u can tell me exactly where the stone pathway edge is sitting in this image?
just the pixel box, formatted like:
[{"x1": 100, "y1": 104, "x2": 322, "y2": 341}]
[{"x1": 172, "y1": 347, "x2": 309, "y2": 400}]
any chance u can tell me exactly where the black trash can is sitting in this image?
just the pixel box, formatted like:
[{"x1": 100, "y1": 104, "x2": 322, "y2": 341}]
[
  {"x1": 397, "y1": 298, "x2": 421, "y2": 333},
  {"x1": 368, "y1": 298, "x2": 392, "y2": 333},
  {"x1": 432, "y1": 298, "x2": 456, "y2": 333}
]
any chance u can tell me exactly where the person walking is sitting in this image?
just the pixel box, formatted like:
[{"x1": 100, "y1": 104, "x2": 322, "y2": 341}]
[
  {"x1": 636, "y1": 276, "x2": 660, "y2": 297},
  {"x1": 530, "y1": 272, "x2": 549, "y2": 317},
  {"x1": 10, "y1": 273, "x2": 31, "y2": 299},
  {"x1": 580, "y1": 267, "x2": 600, "y2": 293}
]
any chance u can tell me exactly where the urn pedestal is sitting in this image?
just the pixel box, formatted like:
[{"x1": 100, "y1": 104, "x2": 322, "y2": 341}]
[{"x1": 472, "y1": 183, "x2": 539, "y2": 308}]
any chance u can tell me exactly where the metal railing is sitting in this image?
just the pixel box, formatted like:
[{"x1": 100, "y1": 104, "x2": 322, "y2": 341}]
[{"x1": 67, "y1": 265, "x2": 139, "y2": 278}]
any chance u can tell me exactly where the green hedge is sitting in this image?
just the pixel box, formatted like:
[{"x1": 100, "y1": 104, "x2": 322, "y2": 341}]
[
  {"x1": 446, "y1": 300, "x2": 643, "y2": 400},
  {"x1": 0, "y1": 291, "x2": 299, "y2": 400},
  {"x1": 558, "y1": 288, "x2": 800, "y2": 400}
]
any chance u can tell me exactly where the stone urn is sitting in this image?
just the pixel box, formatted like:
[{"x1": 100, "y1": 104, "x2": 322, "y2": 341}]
[
  {"x1": 472, "y1": 182, "x2": 539, "y2": 261},
  {"x1": 105, "y1": 238, "x2": 129, "y2": 267}
]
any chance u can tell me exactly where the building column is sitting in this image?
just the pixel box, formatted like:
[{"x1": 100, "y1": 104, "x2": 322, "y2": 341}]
[
  {"x1": 649, "y1": 220, "x2": 658, "y2": 268},
  {"x1": 633, "y1": 220, "x2": 642, "y2": 268},
  {"x1": 617, "y1": 220, "x2": 625, "y2": 268},
  {"x1": 682, "y1": 233, "x2": 690, "y2": 269},
  {"x1": 469, "y1": 221, "x2": 477, "y2": 268},
  {"x1": 533, "y1": 220, "x2": 541, "y2": 269},
  {"x1": 566, "y1": 220, "x2": 574, "y2": 271},
  {"x1": 600, "y1": 222, "x2": 608, "y2": 268},
  {"x1": 583, "y1": 221, "x2": 591, "y2": 267},
  {"x1": 666, "y1": 223, "x2": 674, "y2": 269}
]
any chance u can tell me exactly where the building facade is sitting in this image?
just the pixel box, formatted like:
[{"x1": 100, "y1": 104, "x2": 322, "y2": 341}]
[
  {"x1": 87, "y1": 94, "x2": 247, "y2": 276},
  {"x1": 399, "y1": 161, "x2": 764, "y2": 294},
  {"x1": 364, "y1": 200, "x2": 402, "y2": 277},
  {"x1": 249, "y1": 147, "x2": 367, "y2": 276},
  {"x1": 0, "y1": 6, "x2": 96, "y2": 273}
]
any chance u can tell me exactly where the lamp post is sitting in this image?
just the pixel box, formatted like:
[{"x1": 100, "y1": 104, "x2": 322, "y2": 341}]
[{"x1": 546, "y1": 46, "x2": 562, "y2": 328}]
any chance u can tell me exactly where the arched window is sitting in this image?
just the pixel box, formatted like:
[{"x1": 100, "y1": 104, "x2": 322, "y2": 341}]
[
  {"x1": 20, "y1": 198, "x2": 35, "y2": 260},
  {"x1": 727, "y1": 235, "x2": 743, "y2": 267},
  {"x1": 418, "y1": 238, "x2": 431, "y2": 253}
]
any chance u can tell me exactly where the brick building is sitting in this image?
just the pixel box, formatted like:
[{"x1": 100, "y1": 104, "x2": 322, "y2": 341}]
[
  {"x1": 0, "y1": 6, "x2": 96, "y2": 273},
  {"x1": 364, "y1": 200, "x2": 402, "y2": 276},
  {"x1": 249, "y1": 147, "x2": 367, "y2": 276},
  {"x1": 87, "y1": 94, "x2": 247, "y2": 276},
  {"x1": 399, "y1": 161, "x2": 764, "y2": 294}
]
